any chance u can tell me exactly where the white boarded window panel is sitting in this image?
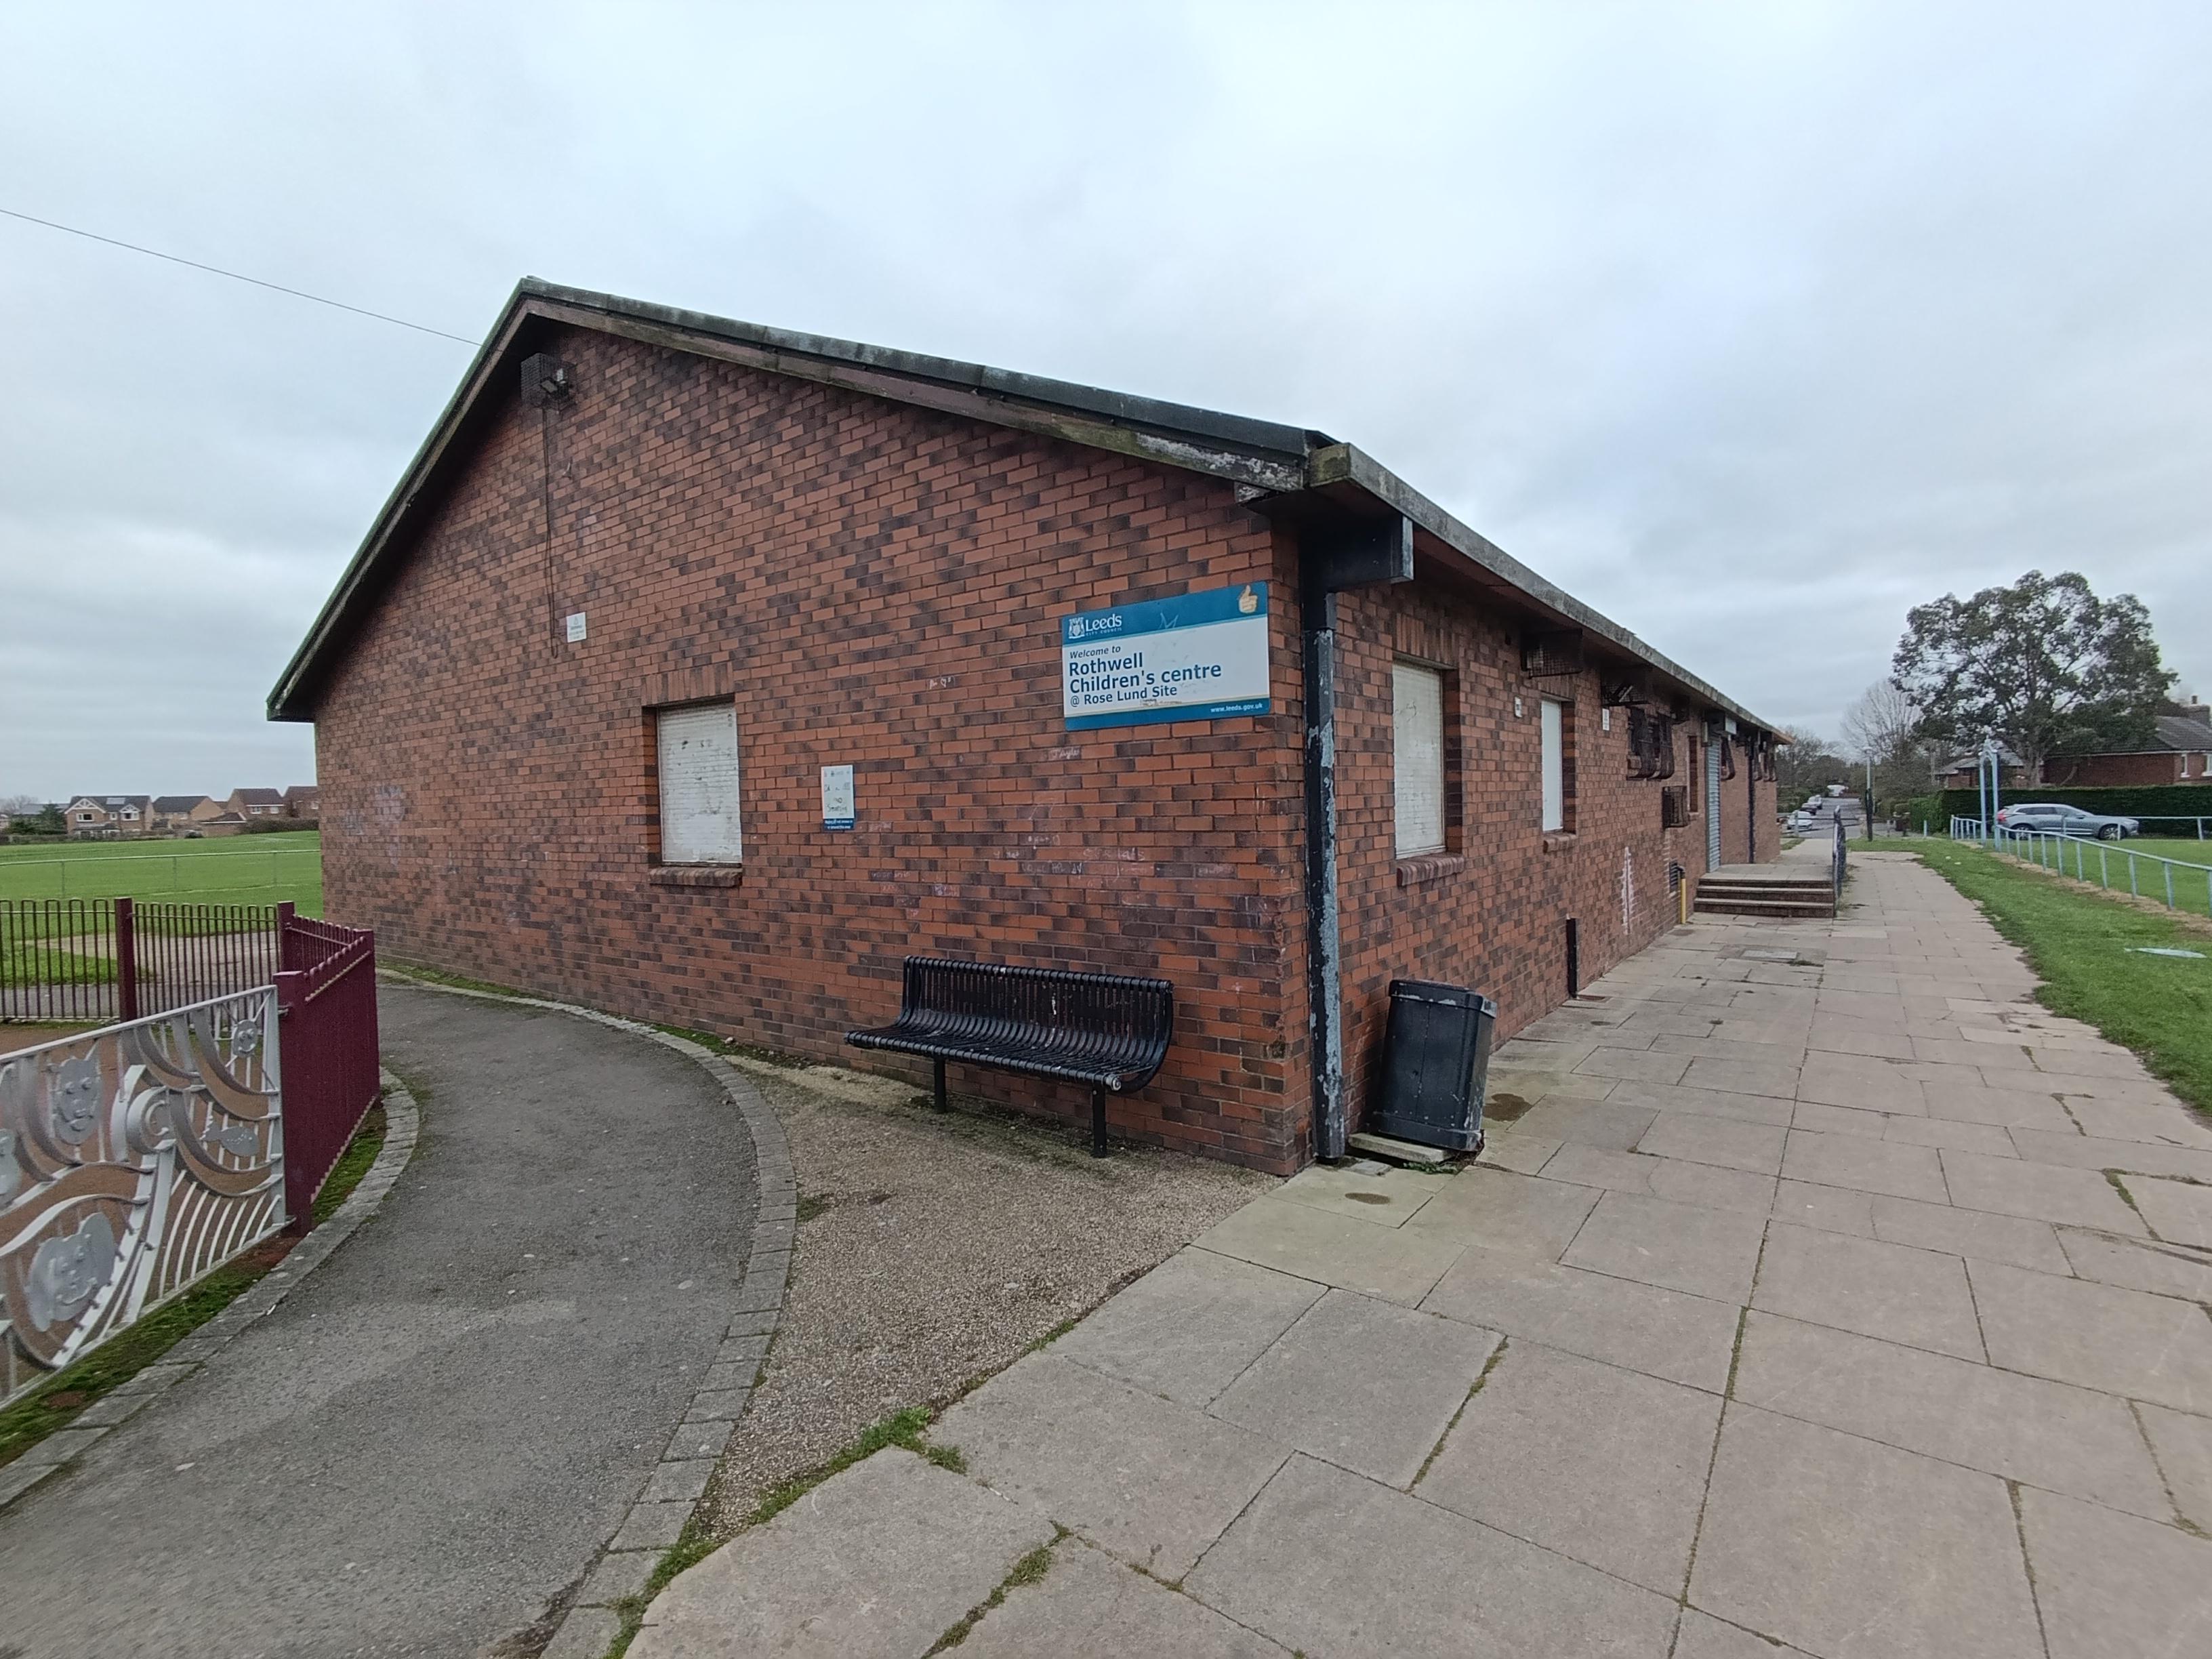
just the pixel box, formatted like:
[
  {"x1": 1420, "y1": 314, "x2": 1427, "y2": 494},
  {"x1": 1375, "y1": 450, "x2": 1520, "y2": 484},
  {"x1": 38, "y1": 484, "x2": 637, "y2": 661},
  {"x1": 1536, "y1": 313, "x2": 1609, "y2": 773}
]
[
  {"x1": 1393, "y1": 661, "x2": 1446, "y2": 857},
  {"x1": 1541, "y1": 699, "x2": 1565, "y2": 832},
  {"x1": 657, "y1": 703, "x2": 743, "y2": 863}
]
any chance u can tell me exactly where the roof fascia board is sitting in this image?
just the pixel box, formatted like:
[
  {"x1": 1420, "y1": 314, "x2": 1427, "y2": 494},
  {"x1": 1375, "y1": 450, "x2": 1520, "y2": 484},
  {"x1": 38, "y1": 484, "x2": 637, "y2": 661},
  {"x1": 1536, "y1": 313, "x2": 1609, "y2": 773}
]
[
  {"x1": 517, "y1": 279, "x2": 1319, "y2": 462},
  {"x1": 540, "y1": 299, "x2": 1309, "y2": 494},
  {"x1": 1312, "y1": 443, "x2": 1778, "y2": 733}
]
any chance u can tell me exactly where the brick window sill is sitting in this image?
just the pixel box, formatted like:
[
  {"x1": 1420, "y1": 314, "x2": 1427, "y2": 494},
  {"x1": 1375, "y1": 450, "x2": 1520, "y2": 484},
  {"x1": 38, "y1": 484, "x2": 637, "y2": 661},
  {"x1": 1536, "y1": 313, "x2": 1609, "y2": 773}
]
[
  {"x1": 1395, "y1": 853, "x2": 1466, "y2": 887},
  {"x1": 649, "y1": 864, "x2": 745, "y2": 889},
  {"x1": 1541, "y1": 832, "x2": 1578, "y2": 853}
]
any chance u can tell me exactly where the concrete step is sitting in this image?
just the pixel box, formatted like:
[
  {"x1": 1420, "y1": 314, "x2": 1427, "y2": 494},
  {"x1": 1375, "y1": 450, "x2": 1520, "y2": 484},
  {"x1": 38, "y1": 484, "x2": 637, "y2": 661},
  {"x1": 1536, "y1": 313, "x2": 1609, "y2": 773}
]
[
  {"x1": 1697, "y1": 874, "x2": 1835, "y2": 891},
  {"x1": 1694, "y1": 894, "x2": 1837, "y2": 918},
  {"x1": 1697, "y1": 885, "x2": 1835, "y2": 902}
]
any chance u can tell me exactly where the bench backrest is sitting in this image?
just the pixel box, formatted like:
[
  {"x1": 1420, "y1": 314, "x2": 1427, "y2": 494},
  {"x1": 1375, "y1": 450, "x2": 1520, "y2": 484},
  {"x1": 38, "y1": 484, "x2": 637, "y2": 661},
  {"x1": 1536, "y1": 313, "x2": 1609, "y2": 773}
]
[{"x1": 899, "y1": 956, "x2": 1174, "y2": 1080}]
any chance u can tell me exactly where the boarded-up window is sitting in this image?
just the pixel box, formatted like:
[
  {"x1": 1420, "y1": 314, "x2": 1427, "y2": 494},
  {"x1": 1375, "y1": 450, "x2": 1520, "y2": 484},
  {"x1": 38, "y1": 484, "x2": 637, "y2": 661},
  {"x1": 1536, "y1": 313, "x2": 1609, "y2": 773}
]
[
  {"x1": 1541, "y1": 698, "x2": 1567, "y2": 832},
  {"x1": 657, "y1": 703, "x2": 743, "y2": 863},
  {"x1": 1393, "y1": 661, "x2": 1446, "y2": 857}
]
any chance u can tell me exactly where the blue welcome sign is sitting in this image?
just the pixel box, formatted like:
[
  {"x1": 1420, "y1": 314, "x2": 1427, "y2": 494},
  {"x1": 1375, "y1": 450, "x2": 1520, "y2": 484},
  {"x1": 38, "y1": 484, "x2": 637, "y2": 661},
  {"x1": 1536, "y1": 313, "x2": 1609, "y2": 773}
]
[{"x1": 1061, "y1": 583, "x2": 1271, "y2": 730}]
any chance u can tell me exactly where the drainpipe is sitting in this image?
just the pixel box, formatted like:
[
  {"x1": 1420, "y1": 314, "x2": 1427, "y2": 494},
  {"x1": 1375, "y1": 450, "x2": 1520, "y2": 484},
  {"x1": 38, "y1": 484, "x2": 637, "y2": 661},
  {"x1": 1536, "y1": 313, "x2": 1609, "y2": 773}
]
[{"x1": 1298, "y1": 514, "x2": 1412, "y2": 1161}]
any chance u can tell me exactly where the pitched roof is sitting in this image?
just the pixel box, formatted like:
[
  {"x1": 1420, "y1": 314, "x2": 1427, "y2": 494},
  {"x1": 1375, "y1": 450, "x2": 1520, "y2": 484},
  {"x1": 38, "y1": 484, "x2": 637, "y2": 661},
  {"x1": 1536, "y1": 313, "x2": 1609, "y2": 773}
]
[
  {"x1": 70, "y1": 794, "x2": 152, "y2": 811},
  {"x1": 151, "y1": 795, "x2": 211, "y2": 813},
  {"x1": 268, "y1": 278, "x2": 1777, "y2": 733},
  {"x1": 2154, "y1": 716, "x2": 2212, "y2": 752},
  {"x1": 230, "y1": 787, "x2": 284, "y2": 805}
]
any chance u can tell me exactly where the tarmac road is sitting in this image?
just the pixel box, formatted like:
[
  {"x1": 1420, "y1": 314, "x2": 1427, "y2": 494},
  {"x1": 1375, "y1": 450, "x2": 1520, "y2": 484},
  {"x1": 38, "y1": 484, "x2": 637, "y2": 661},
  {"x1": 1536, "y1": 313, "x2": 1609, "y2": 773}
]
[{"x1": 0, "y1": 982, "x2": 757, "y2": 1658}]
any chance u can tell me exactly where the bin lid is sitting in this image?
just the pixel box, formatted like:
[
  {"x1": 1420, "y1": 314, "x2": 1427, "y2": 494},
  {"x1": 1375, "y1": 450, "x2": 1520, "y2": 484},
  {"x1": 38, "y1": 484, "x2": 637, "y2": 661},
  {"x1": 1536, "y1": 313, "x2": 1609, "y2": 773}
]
[{"x1": 1387, "y1": 979, "x2": 1497, "y2": 1015}]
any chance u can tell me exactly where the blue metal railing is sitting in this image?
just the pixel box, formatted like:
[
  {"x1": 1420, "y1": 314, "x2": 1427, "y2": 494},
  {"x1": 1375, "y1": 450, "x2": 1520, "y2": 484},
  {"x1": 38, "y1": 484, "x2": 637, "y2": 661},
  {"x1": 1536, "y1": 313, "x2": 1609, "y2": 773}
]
[{"x1": 1949, "y1": 817, "x2": 2212, "y2": 916}]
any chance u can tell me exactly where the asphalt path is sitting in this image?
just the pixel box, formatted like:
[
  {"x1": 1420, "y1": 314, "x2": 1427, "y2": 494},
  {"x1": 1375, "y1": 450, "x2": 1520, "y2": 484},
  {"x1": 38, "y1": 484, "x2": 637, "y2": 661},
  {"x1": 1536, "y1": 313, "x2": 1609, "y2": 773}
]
[{"x1": 0, "y1": 982, "x2": 757, "y2": 1658}]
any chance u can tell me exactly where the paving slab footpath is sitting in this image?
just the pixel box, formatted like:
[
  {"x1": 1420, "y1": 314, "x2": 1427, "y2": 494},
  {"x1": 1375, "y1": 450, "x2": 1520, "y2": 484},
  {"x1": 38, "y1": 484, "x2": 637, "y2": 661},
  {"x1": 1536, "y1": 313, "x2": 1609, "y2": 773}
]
[
  {"x1": 0, "y1": 983, "x2": 763, "y2": 1658},
  {"x1": 631, "y1": 851, "x2": 2212, "y2": 1659}
]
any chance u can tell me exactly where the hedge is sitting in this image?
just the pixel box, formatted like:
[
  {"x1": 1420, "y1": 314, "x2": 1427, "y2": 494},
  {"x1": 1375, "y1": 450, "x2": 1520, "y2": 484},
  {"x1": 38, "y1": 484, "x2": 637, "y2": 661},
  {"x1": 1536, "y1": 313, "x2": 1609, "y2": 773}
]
[{"x1": 1931, "y1": 784, "x2": 2212, "y2": 823}]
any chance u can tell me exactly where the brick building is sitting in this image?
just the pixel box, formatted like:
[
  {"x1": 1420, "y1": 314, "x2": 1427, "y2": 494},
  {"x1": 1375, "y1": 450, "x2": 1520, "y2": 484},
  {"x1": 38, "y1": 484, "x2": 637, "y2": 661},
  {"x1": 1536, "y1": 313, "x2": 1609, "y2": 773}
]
[{"x1": 270, "y1": 281, "x2": 1780, "y2": 1174}]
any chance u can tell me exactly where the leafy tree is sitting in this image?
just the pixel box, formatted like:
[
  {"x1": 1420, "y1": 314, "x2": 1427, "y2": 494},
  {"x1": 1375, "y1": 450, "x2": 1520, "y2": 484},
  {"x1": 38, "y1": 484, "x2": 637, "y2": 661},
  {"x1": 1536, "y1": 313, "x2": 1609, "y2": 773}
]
[
  {"x1": 1775, "y1": 726, "x2": 1853, "y2": 800},
  {"x1": 1891, "y1": 571, "x2": 2173, "y2": 779}
]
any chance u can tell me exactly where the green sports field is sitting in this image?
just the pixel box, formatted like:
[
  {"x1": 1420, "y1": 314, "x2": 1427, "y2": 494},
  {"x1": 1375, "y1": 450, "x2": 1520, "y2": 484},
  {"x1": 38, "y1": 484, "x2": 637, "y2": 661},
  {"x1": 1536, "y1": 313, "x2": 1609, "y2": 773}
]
[{"x1": 0, "y1": 832, "x2": 323, "y2": 916}]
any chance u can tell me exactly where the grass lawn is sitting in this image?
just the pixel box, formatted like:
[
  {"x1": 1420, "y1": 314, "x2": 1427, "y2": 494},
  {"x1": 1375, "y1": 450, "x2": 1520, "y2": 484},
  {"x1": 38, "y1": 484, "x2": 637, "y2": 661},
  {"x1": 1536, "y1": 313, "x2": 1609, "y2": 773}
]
[
  {"x1": 2122, "y1": 835, "x2": 2212, "y2": 863},
  {"x1": 0, "y1": 832, "x2": 322, "y2": 917},
  {"x1": 1903, "y1": 840, "x2": 2212, "y2": 1116},
  {"x1": 0, "y1": 942, "x2": 115, "y2": 989},
  {"x1": 1996, "y1": 834, "x2": 2212, "y2": 915}
]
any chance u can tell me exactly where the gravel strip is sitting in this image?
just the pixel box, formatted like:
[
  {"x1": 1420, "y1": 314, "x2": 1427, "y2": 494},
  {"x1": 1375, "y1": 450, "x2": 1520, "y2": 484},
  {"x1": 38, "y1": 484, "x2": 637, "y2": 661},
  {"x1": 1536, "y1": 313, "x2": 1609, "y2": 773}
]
[{"x1": 698, "y1": 1061, "x2": 1273, "y2": 1536}]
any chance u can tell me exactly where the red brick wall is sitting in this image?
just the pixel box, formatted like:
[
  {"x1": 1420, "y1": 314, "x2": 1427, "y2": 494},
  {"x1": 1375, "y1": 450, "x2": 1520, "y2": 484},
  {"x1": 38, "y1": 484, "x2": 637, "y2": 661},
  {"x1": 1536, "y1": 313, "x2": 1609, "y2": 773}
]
[
  {"x1": 2041, "y1": 752, "x2": 2184, "y2": 787},
  {"x1": 1322, "y1": 575, "x2": 1774, "y2": 1132},
  {"x1": 310, "y1": 323, "x2": 1774, "y2": 1170},
  {"x1": 313, "y1": 325, "x2": 1311, "y2": 1170}
]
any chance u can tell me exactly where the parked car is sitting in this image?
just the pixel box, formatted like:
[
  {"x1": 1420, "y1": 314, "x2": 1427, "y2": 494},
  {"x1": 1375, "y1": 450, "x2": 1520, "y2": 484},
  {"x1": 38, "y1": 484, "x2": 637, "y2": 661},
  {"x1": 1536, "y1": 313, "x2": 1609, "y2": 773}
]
[
  {"x1": 1994, "y1": 802, "x2": 2142, "y2": 840},
  {"x1": 1785, "y1": 810, "x2": 1816, "y2": 832}
]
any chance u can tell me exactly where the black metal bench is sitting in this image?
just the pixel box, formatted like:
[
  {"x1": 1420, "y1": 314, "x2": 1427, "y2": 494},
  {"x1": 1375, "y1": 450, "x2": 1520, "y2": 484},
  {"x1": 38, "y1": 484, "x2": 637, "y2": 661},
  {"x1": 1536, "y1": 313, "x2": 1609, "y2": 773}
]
[{"x1": 844, "y1": 957, "x2": 1174, "y2": 1157}]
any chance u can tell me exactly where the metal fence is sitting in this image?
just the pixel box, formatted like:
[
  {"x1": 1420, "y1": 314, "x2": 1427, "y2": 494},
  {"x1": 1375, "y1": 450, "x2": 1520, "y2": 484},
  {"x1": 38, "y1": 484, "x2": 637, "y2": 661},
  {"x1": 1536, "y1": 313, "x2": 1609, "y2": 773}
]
[
  {"x1": 275, "y1": 916, "x2": 381, "y2": 1223},
  {"x1": 0, "y1": 988, "x2": 287, "y2": 1406},
  {"x1": 1949, "y1": 817, "x2": 2212, "y2": 916},
  {"x1": 0, "y1": 910, "x2": 380, "y2": 1406},
  {"x1": 0, "y1": 898, "x2": 286, "y2": 1023}
]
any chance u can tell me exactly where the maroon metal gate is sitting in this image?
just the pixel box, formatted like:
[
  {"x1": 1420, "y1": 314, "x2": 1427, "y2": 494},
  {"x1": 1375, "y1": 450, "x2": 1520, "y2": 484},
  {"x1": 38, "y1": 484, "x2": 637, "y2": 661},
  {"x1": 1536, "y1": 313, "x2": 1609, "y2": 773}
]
[{"x1": 275, "y1": 915, "x2": 382, "y2": 1229}]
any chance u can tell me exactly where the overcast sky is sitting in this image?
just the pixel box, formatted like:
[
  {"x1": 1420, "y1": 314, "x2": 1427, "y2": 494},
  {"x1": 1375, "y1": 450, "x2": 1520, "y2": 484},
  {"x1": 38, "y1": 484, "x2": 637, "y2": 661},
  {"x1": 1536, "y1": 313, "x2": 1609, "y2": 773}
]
[{"x1": 3, "y1": 1, "x2": 2207, "y2": 800}]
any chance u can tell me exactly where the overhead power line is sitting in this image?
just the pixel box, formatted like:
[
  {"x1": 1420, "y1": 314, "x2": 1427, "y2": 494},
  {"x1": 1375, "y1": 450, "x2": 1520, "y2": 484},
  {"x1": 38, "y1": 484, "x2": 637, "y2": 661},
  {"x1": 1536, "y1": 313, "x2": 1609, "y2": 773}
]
[{"x1": 0, "y1": 205, "x2": 481, "y2": 346}]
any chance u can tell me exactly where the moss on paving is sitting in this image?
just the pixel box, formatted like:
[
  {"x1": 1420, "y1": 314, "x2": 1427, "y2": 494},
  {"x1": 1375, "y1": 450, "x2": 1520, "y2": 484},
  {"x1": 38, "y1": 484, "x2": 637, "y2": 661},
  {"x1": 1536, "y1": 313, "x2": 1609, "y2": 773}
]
[
  {"x1": 1892, "y1": 841, "x2": 2212, "y2": 1117},
  {"x1": 604, "y1": 1406, "x2": 968, "y2": 1656},
  {"x1": 0, "y1": 1103, "x2": 388, "y2": 1470},
  {"x1": 926, "y1": 1532, "x2": 1065, "y2": 1653}
]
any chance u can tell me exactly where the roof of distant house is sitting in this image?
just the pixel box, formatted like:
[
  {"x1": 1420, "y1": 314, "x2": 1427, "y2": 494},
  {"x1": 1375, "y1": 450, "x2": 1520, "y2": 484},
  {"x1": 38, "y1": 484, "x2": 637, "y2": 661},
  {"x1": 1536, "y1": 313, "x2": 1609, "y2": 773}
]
[
  {"x1": 70, "y1": 794, "x2": 152, "y2": 811},
  {"x1": 268, "y1": 278, "x2": 1778, "y2": 734},
  {"x1": 151, "y1": 795, "x2": 211, "y2": 813},
  {"x1": 2153, "y1": 716, "x2": 2212, "y2": 752},
  {"x1": 230, "y1": 787, "x2": 285, "y2": 805}
]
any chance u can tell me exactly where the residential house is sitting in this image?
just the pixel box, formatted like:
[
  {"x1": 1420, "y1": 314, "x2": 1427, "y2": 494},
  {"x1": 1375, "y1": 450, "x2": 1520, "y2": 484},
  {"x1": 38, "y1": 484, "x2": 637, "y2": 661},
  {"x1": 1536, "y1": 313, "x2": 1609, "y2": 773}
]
[
  {"x1": 150, "y1": 794, "x2": 220, "y2": 832},
  {"x1": 64, "y1": 795, "x2": 154, "y2": 838},
  {"x1": 270, "y1": 279, "x2": 1779, "y2": 1174},
  {"x1": 281, "y1": 784, "x2": 321, "y2": 819},
  {"x1": 1940, "y1": 703, "x2": 2212, "y2": 789},
  {"x1": 225, "y1": 787, "x2": 288, "y2": 821}
]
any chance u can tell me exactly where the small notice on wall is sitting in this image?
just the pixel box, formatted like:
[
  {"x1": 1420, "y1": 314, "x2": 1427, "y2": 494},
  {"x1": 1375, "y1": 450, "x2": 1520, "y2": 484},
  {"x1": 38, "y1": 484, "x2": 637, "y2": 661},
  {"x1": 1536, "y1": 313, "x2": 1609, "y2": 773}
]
[
  {"x1": 820, "y1": 764, "x2": 855, "y2": 831},
  {"x1": 1061, "y1": 583, "x2": 1270, "y2": 731}
]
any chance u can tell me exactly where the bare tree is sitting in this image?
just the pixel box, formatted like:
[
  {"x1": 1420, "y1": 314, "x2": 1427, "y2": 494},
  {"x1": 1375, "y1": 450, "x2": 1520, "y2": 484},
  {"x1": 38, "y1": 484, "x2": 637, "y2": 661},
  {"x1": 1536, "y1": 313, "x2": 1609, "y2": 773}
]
[
  {"x1": 1841, "y1": 682, "x2": 1919, "y2": 764},
  {"x1": 1841, "y1": 682, "x2": 1942, "y2": 817}
]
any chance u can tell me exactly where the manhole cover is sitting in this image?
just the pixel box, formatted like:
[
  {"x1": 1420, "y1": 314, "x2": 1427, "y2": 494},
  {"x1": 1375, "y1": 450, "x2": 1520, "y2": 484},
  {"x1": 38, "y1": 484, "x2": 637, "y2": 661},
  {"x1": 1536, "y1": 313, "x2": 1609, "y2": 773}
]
[{"x1": 1741, "y1": 948, "x2": 1818, "y2": 965}]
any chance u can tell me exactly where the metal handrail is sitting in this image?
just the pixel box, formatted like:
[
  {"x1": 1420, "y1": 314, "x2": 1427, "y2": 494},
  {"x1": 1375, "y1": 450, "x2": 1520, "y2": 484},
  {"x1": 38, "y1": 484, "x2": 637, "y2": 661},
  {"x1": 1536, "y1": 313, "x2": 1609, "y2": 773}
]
[{"x1": 1949, "y1": 817, "x2": 2212, "y2": 916}]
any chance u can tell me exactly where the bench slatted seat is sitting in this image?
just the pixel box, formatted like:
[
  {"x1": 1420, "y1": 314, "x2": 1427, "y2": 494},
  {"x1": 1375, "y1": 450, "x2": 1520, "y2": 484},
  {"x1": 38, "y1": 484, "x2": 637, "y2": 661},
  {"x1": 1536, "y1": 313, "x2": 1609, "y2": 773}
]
[{"x1": 845, "y1": 957, "x2": 1174, "y2": 1156}]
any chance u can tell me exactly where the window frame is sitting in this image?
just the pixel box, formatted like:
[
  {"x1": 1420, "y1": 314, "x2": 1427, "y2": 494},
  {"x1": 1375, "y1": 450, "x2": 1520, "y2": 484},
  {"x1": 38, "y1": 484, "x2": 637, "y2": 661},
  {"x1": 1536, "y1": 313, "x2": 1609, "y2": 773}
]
[
  {"x1": 1540, "y1": 695, "x2": 1574, "y2": 834},
  {"x1": 652, "y1": 699, "x2": 745, "y2": 867},
  {"x1": 1391, "y1": 657, "x2": 1453, "y2": 859}
]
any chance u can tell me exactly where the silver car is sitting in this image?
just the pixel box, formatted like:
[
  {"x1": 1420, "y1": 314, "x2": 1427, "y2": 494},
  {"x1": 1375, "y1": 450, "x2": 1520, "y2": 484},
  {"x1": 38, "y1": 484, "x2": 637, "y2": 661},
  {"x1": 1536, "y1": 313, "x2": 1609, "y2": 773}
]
[{"x1": 1994, "y1": 802, "x2": 2141, "y2": 840}]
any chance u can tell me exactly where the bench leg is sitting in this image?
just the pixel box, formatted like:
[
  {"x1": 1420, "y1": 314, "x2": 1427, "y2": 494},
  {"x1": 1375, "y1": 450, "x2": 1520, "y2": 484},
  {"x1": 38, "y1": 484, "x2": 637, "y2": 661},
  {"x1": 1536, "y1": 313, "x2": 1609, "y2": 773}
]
[
  {"x1": 1091, "y1": 1086, "x2": 1107, "y2": 1158},
  {"x1": 933, "y1": 1058, "x2": 947, "y2": 1113}
]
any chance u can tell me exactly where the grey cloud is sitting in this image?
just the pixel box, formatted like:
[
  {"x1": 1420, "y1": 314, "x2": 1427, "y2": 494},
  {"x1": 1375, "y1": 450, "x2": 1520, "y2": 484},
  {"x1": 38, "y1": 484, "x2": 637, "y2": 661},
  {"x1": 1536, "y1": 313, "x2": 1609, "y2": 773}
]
[{"x1": 3, "y1": 1, "x2": 2207, "y2": 800}]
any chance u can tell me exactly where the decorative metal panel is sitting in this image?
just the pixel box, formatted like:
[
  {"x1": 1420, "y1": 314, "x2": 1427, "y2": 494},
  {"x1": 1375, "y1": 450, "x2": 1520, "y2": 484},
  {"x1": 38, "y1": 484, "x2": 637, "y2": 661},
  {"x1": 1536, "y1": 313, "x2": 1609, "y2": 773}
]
[{"x1": 0, "y1": 989, "x2": 284, "y2": 1406}]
